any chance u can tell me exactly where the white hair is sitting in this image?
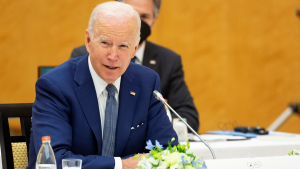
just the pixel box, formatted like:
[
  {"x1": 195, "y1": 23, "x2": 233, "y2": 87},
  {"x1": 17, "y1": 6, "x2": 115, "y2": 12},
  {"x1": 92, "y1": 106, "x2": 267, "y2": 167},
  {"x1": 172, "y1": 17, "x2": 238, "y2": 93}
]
[{"x1": 88, "y1": 1, "x2": 141, "y2": 45}]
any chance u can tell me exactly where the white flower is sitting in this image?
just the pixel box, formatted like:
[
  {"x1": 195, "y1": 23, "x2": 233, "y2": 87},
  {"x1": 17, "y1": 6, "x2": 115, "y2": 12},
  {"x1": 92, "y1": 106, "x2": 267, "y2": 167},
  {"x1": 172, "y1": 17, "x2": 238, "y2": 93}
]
[
  {"x1": 157, "y1": 161, "x2": 168, "y2": 168},
  {"x1": 138, "y1": 160, "x2": 152, "y2": 169},
  {"x1": 164, "y1": 152, "x2": 181, "y2": 166},
  {"x1": 161, "y1": 150, "x2": 171, "y2": 160},
  {"x1": 170, "y1": 163, "x2": 182, "y2": 169},
  {"x1": 156, "y1": 167, "x2": 167, "y2": 169},
  {"x1": 163, "y1": 152, "x2": 188, "y2": 169},
  {"x1": 148, "y1": 157, "x2": 159, "y2": 165}
]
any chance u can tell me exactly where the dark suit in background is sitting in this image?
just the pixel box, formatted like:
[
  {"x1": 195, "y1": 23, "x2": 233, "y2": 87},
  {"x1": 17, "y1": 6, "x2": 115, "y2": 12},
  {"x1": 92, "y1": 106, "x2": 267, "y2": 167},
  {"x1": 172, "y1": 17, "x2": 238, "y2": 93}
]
[{"x1": 70, "y1": 41, "x2": 199, "y2": 132}]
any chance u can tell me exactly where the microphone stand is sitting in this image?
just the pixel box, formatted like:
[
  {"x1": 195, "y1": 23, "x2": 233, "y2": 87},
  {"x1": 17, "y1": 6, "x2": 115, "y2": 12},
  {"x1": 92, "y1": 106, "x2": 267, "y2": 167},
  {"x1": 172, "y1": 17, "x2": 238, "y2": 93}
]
[{"x1": 153, "y1": 90, "x2": 216, "y2": 159}]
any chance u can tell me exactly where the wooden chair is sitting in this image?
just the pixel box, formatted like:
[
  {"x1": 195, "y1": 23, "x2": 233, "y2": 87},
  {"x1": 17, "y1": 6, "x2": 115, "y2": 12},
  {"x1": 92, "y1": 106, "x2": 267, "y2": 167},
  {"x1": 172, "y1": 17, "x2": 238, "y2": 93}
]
[{"x1": 0, "y1": 103, "x2": 33, "y2": 169}]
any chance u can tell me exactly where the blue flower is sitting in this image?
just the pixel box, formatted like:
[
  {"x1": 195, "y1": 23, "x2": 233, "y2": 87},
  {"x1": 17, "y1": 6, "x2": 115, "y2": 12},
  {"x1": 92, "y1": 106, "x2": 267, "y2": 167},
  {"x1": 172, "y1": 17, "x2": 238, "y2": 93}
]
[
  {"x1": 145, "y1": 140, "x2": 155, "y2": 150},
  {"x1": 181, "y1": 155, "x2": 188, "y2": 166},
  {"x1": 148, "y1": 154, "x2": 153, "y2": 158},
  {"x1": 201, "y1": 163, "x2": 207, "y2": 169},
  {"x1": 155, "y1": 140, "x2": 163, "y2": 149},
  {"x1": 192, "y1": 158, "x2": 201, "y2": 168}
]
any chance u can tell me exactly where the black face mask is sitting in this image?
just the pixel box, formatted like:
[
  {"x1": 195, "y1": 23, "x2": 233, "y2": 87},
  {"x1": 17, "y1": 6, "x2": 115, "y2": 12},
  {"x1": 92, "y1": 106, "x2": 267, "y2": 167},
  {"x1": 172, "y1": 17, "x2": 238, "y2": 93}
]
[{"x1": 139, "y1": 20, "x2": 151, "y2": 45}]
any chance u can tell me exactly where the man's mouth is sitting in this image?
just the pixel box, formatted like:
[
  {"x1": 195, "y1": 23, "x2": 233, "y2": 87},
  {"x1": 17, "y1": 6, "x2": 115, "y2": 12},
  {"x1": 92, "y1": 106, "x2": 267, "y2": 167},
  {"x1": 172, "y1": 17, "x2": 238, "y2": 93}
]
[{"x1": 104, "y1": 65, "x2": 118, "y2": 69}]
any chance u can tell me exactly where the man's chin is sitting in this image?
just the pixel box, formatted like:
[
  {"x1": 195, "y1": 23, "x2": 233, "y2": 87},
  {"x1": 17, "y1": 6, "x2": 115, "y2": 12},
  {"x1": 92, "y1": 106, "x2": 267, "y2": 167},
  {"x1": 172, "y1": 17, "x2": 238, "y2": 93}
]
[{"x1": 102, "y1": 76, "x2": 118, "y2": 84}]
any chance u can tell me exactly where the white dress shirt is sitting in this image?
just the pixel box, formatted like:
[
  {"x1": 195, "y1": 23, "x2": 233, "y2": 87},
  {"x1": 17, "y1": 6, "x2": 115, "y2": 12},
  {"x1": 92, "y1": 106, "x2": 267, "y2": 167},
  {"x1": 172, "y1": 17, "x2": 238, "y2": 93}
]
[
  {"x1": 88, "y1": 56, "x2": 122, "y2": 169},
  {"x1": 133, "y1": 41, "x2": 146, "y2": 65}
]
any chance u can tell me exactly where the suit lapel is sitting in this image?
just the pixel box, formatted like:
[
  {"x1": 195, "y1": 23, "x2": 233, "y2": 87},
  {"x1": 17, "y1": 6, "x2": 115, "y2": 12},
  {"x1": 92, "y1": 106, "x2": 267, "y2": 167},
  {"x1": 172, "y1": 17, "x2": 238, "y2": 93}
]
[
  {"x1": 74, "y1": 55, "x2": 103, "y2": 155},
  {"x1": 114, "y1": 66, "x2": 140, "y2": 156},
  {"x1": 142, "y1": 41, "x2": 158, "y2": 72}
]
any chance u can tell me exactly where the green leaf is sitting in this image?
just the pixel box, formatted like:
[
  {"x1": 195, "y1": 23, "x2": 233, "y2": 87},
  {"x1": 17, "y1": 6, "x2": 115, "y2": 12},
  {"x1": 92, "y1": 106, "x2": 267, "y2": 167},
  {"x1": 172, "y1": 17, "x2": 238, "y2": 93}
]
[
  {"x1": 187, "y1": 153, "x2": 195, "y2": 158},
  {"x1": 167, "y1": 140, "x2": 172, "y2": 152},
  {"x1": 133, "y1": 154, "x2": 139, "y2": 160},
  {"x1": 173, "y1": 146, "x2": 177, "y2": 152},
  {"x1": 182, "y1": 145, "x2": 186, "y2": 153},
  {"x1": 177, "y1": 144, "x2": 181, "y2": 150}
]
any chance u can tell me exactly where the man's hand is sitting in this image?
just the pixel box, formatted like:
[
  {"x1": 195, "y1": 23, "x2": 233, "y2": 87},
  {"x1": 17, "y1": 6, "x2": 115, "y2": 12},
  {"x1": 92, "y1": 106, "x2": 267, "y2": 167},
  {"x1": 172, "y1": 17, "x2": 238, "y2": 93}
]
[{"x1": 122, "y1": 153, "x2": 147, "y2": 169}]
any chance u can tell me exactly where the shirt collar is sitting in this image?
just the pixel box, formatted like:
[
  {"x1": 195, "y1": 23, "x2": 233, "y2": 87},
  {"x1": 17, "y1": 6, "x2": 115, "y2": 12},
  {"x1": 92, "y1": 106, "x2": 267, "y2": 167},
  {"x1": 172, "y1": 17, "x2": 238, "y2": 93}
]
[
  {"x1": 88, "y1": 56, "x2": 121, "y2": 97},
  {"x1": 135, "y1": 41, "x2": 146, "y2": 64}
]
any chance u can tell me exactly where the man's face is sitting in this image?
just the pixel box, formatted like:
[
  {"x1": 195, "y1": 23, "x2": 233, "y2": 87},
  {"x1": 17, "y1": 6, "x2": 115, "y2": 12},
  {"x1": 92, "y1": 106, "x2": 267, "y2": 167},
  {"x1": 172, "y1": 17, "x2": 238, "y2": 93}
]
[
  {"x1": 125, "y1": 0, "x2": 156, "y2": 28},
  {"x1": 85, "y1": 17, "x2": 138, "y2": 84}
]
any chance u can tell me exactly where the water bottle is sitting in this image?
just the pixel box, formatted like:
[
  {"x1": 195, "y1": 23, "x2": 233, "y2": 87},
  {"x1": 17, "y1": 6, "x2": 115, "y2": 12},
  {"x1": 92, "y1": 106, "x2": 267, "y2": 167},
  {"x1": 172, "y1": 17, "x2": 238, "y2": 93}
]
[{"x1": 36, "y1": 136, "x2": 57, "y2": 169}]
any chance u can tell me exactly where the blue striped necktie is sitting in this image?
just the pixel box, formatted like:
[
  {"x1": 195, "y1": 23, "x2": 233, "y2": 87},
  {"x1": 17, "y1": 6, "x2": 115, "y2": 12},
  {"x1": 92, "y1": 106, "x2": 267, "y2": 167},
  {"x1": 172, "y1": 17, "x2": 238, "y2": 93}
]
[{"x1": 102, "y1": 84, "x2": 118, "y2": 156}]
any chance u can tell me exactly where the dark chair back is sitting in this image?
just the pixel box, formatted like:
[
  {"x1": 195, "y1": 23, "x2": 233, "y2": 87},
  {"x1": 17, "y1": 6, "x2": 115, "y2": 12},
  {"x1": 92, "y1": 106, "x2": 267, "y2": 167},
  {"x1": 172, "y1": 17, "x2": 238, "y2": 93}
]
[
  {"x1": 0, "y1": 103, "x2": 33, "y2": 169},
  {"x1": 38, "y1": 66, "x2": 55, "y2": 78}
]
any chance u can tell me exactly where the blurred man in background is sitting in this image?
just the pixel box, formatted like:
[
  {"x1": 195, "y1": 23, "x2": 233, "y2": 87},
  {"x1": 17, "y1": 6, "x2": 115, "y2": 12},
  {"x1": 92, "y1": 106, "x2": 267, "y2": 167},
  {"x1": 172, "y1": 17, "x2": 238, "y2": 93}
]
[{"x1": 70, "y1": 0, "x2": 199, "y2": 132}]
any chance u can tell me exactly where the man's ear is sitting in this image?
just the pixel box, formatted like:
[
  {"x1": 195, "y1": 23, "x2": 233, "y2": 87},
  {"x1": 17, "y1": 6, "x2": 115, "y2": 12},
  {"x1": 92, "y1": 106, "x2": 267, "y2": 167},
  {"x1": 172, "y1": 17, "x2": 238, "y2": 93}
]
[
  {"x1": 85, "y1": 29, "x2": 91, "y2": 53},
  {"x1": 133, "y1": 40, "x2": 139, "y2": 58}
]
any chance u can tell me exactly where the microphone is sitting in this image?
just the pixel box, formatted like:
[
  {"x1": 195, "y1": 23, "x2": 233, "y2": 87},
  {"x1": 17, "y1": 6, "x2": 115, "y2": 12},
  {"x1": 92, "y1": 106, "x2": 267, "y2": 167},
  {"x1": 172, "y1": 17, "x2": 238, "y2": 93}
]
[{"x1": 153, "y1": 90, "x2": 216, "y2": 159}]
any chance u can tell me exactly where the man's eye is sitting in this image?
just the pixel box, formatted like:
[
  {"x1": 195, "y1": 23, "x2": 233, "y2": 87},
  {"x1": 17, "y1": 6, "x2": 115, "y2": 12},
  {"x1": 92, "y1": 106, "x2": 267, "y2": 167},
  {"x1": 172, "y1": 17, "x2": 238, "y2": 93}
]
[
  {"x1": 120, "y1": 45, "x2": 128, "y2": 48},
  {"x1": 102, "y1": 42, "x2": 108, "y2": 45},
  {"x1": 140, "y1": 14, "x2": 149, "y2": 19}
]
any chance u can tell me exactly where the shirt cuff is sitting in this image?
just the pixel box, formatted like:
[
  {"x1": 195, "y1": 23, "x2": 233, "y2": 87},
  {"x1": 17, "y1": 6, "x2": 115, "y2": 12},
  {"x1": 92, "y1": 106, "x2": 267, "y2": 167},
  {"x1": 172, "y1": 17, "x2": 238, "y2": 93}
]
[{"x1": 114, "y1": 157, "x2": 122, "y2": 169}]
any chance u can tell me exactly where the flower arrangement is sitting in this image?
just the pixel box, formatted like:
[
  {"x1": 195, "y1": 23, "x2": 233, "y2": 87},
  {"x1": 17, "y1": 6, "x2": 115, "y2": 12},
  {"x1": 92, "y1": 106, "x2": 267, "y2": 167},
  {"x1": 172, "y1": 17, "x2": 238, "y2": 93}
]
[
  {"x1": 135, "y1": 138, "x2": 207, "y2": 169},
  {"x1": 288, "y1": 149, "x2": 300, "y2": 156}
]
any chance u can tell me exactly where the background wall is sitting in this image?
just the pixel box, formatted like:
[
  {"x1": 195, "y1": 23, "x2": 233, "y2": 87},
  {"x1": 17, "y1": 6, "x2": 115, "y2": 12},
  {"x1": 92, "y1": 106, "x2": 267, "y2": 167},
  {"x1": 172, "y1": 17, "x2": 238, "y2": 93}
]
[{"x1": 0, "y1": 0, "x2": 299, "y2": 134}]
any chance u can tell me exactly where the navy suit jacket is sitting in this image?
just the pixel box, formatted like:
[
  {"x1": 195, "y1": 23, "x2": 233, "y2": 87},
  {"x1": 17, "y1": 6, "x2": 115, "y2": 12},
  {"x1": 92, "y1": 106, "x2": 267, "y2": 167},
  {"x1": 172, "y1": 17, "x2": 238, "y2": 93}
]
[
  {"x1": 70, "y1": 41, "x2": 199, "y2": 133},
  {"x1": 27, "y1": 55, "x2": 178, "y2": 169}
]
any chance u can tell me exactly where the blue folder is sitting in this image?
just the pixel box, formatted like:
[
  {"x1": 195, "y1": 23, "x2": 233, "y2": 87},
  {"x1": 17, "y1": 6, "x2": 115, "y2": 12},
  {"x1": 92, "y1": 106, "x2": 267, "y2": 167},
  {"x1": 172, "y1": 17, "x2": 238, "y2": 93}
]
[{"x1": 207, "y1": 130, "x2": 258, "y2": 138}]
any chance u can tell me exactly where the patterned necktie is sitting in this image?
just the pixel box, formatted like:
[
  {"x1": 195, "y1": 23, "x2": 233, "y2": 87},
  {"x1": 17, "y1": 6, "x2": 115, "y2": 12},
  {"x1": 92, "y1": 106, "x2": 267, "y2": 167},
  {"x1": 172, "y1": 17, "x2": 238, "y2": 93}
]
[
  {"x1": 131, "y1": 56, "x2": 137, "y2": 63},
  {"x1": 102, "y1": 84, "x2": 118, "y2": 156}
]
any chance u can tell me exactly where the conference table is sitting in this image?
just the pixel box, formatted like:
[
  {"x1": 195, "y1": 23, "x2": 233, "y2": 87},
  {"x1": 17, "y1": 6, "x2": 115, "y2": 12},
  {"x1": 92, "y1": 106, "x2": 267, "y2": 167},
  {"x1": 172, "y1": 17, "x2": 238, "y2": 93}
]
[
  {"x1": 187, "y1": 136, "x2": 300, "y2": 160},
  {"x1": 1, "y1": 136, "x2": 300, "y2": 169}
]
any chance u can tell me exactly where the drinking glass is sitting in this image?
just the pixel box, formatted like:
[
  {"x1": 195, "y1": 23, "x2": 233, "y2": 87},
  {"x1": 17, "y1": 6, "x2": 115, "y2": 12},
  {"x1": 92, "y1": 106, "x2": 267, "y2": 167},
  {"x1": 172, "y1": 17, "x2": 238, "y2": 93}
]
[
  {"x1": 173, "y1": 118, "x2": 188, "y2": 142},
  {"x1": 62, "y1": 159, "x2": 82, "y2": 169}
]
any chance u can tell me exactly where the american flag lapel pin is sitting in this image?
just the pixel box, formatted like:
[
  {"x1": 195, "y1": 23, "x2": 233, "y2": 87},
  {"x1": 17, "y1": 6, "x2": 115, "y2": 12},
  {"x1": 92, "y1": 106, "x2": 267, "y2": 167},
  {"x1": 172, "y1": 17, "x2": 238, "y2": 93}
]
[
  {"x1": 130, "y1": 91, "x2": 136, "y2": 96},
  {"x1": 149, "y1": 60, "x2": 156, "y2": 65}
]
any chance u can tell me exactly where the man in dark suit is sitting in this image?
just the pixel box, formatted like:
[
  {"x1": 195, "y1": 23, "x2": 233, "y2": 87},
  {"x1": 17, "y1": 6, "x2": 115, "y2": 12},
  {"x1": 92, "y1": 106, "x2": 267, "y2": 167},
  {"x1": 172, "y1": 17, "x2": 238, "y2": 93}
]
[
  {"x1": 27, "y1": 2, "x2": 178, "y2": 169},
  {"x1": 70, "y1": 0, "x2": 199, "y2": 133}
]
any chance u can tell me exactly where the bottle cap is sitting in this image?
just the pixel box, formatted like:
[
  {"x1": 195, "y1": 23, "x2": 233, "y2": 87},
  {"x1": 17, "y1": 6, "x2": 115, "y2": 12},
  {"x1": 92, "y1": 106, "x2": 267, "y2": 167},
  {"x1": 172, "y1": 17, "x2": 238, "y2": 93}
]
[{"x1": 42, "y1": 136, "x2": 51, "y2": 141}]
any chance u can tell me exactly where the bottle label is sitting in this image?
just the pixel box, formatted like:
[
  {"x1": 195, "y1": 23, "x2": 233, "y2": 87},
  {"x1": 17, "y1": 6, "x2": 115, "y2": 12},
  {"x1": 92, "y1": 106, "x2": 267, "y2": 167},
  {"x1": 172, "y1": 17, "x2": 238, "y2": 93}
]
[{"x1": 36, "y1": 164, "x2": 56, "y2": 169}]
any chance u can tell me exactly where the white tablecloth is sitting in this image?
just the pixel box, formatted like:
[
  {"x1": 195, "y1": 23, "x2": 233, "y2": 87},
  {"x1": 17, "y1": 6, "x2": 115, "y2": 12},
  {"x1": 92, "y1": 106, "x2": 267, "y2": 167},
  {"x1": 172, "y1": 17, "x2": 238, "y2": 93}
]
[
  {"x1": 1, "y1": 137, "x2": 299, "y2": 169},
  {"x1": 187, "y1": 138, "x2": 300, "y2": 160}
]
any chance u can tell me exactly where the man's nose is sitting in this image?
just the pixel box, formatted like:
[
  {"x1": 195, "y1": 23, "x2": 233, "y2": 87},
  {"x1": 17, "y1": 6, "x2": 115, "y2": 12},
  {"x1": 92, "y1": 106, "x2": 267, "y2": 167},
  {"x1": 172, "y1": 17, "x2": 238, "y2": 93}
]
[{"x1": 108, "y1": 46, "x2": 118, "y2": 61}]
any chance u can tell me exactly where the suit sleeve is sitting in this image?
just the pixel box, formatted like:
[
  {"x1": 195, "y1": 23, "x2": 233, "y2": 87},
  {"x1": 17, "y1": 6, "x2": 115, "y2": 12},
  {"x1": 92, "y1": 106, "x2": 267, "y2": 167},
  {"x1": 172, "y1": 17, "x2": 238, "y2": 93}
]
[
  {"x1": 145, "y1": 74, "x2": 179, "y2": 147},
  {"x1": 167, "y1": 55, "x2": 199, "y2": 133},
  {"x1": 31, "y1": 77, "x2": 115, "y2": 169}
]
